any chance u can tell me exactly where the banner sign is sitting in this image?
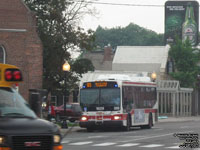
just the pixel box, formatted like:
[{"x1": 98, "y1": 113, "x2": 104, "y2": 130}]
[{"x1": 165, "y1": 0, "x2": 199, "y2": 46}]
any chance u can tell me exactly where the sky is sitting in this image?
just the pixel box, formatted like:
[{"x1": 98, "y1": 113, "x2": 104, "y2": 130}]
[{"x1": 80, "y1": 0, "x2": 200, "y2": 34}]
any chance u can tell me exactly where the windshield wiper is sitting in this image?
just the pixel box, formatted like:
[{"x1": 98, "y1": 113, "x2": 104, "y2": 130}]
[{"x1": 3, "y1": 113, "x2": 34, "y2": 118}]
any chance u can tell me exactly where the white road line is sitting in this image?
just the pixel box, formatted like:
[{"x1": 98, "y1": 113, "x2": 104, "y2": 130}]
[
  {"x1": 92, "y1": 142, "x2": 116, "y2": 146},
  {"x1": 165, "y1": 146, "x2": 180, "y2": 149},
  {"x1": 154, "y1": 129, "x2": 163, "y2": 131},
  {"x1": 117, "y1": 143, "x2": 140, "y2": 147},
  {"x1": 140, "y1": 144, "x2": 164, "y2": 148},
  {"x1": 180, "y1": 126, "x2": 189, "y2": 129},
  {"x1": 61, "y1": 140, "x2": 70, "y2": 144},
  {"x1": 69, "y1": 141, "x2": 93, "y2": 145},
  {"x1": 120, "y1": 133, "x2": 173, "y2": 142},
  {"x1": 120, "y1": 131, "x2": 194, "y2": 143},
  {"x1": 88, "y1": 136, "x2": 107, "y2": 138}
]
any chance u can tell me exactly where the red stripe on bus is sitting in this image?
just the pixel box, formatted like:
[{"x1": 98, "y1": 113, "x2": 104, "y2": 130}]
[
  {"x1": 130, "y1": 109, "x2": 157, "y2": 114},
  {"x1": 80, "y1": 114, "x2": 128, "y2": 121},
  {"x1": 145, "y1": 109, "x2": 157, "y2": 113},
  {"x1": 123, "y1": 82, "x2": 156, "y2": 86}
]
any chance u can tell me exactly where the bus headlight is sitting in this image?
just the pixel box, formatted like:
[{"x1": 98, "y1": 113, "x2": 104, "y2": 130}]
[
  {"x1": 53, "y1": 135, "x2": 61, "y2": 144},
  {"x1": 81, "y1": 116, "x2": 87, "y2": 121},
  {"x1": 114, "y1": 116, "x2": 121, "y2": 120},
  {"x1": 0, "y1": 136, "x2": 5, "y2": 145}
]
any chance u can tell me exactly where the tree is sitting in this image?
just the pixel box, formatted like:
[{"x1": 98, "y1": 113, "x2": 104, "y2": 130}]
[
  {"x1": 72, "y1": 58, "x2": 94, "y2": 75},
  {"x1": 169, "y1": 37, "x2": 200, "y2": 88},
  {"x1": 24, "y1": 0, "x2": 95, "y2": 93},
  {"x1": 94, "y1": 23, "x2": 164, "y2": 49}
]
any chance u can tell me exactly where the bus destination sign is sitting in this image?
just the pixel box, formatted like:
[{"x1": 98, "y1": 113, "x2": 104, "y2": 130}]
[{"x1": 83, "y1": 81, "x2": 118, "y2": 88}]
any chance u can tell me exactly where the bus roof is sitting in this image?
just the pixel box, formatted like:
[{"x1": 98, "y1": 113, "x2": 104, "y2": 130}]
[{"x1": 80, "y1": 71, "x2": 156, "y2": 87}]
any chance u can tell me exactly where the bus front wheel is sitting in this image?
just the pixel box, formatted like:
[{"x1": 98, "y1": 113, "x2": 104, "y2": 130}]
[
  {"x1": 123, "y1": 117, "x2": 131, "y2": 131},
  {"x1": 87, "y1": 127, "x2": 94, "y2": 132}
]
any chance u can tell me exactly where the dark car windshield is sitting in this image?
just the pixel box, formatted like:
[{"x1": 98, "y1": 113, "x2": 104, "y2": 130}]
[
  {"x1": 0, "y1": 87, "x2": 37, "y2": 118},
  {"x1": 80, "y1": 88, "x2": 120, "y2": 111}
]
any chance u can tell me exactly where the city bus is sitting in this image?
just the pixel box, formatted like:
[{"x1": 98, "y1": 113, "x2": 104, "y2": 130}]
[
  {"x1": 0, "y1": 63, "x2": 62, "y2": 150},
  {"x1": 79, "y1": 72, "x2": 158, "y2": 131}
]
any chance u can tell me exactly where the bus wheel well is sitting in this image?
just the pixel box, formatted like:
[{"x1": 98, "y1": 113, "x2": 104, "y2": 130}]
[
  {"x1": 123, "y1": 113, "x2": 131, "y2": 131},
  {"x1": 140, "y1": 112, "x2": 153, "y2": 129},
  {"x1": 128, "y1": 113, "x2": 132, "y2": 126},
  {"x1": 148, "y1": 112, "x2": 153, "y2": 128}
]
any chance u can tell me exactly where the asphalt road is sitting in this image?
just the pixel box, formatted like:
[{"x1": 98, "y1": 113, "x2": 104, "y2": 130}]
[{"x1": 61, "y1": 120, "x2": 200, "y2": 150}]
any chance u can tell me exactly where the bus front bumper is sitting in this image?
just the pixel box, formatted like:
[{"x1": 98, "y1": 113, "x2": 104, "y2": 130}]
[{"x1": 79, "y1": 120, "x2": 124, "y2": 128}]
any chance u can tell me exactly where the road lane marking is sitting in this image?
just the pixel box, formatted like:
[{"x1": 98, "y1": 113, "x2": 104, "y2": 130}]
[
  {"x1": 119, "y1": 133, "x2": 173, "y2": 142},
  {"x1": 117, "y1": 143, "x2": 140, "y2": 147},
  {"x1": 140, "y1": 144, "x2": 164, "y2": 148},
  {"x1": 88, "y1": 136, "x2": 107, "y2": 138},
  {"x1": 154, "y1": 128, "x2": 163, "y2": 131},
  {"x1": 119, "y1": 131, "x2": 193, "y2": 143},
  {"x1": 69, "y1": 141, "x2": 93, "y2": 145},
  {"x1": 61, "y1": 140, "x2": 70, "y2": 144},
  {"x1": 165, "y1": 146, "x2": 180, "y2": 149},
  {"x1": 92, "y1": 142, "x2": 116, "y2": 146},
  {"x1": 180, "y1": 126, "x2": 189, "y2": 129}
]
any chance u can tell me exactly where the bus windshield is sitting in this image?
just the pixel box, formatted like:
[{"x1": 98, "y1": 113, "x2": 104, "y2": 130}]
[
  {"x1": 0, "y1": 87, "x2": 37, "y2": 118},
  {"x1": 80, "y1": 88, "x2": 120, "y2": 111}
]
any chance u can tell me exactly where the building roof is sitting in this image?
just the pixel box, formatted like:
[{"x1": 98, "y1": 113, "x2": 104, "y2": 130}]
[{"x1": 112, "y1": 46, "x2": 169, "y2": 73}]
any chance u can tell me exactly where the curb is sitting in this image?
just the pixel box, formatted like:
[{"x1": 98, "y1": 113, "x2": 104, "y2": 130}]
[
  {"x1": 158, "y1": 117, "x2": 200, "y2": 123},
  {"x1": 60, "y1": 126, "x2": 82, "y2": 136}
]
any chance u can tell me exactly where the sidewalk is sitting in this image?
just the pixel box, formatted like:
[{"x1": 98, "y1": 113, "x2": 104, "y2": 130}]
[{"x1": 158, "y1": 116, "x2": 200, "y2": 123}]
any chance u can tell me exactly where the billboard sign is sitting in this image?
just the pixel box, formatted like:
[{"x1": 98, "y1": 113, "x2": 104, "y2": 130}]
[{"x1": 165, "y1": 0, "x2": 199, "y2": 46}]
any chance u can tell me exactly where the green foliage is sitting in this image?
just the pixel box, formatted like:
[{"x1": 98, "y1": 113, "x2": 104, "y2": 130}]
[
  {"x1": 169, "y1": 37, "x2": 200, "y2": 87},
  {"x1": 71, "y1": 59, "x2": 94, "y2": 75},
  {"x1": 24, "y1": 0, "x2": 95, "y2": 93},
  {"x1": 94, "y1": 23, "x2": 164, "y2": 49}
]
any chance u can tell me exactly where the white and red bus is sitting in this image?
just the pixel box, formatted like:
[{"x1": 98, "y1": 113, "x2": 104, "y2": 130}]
[{"x1": 79, "y1": 72, "x2": 158, "y2": 131}]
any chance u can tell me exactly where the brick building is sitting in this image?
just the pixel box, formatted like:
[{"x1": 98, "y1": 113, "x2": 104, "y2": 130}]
[
  {"x1": 0, "y1": 0, "x2": 43, "y2": 100},
  {"x1": 81, "y1": 46, "x2": 114, "y2": 70}
]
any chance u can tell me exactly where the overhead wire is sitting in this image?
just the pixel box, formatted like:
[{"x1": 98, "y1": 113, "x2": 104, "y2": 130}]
[
  {"x1": 72, "y1": 0, "x2": 200, "y2": 7},
  {"x1": 72, "y1": 0, "x2": 164, "y2": 7}
]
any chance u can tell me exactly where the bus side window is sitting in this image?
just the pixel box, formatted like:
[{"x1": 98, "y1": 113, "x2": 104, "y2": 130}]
[{"x1": 122, "y1": 86, "x2": 134, "y2": 112}]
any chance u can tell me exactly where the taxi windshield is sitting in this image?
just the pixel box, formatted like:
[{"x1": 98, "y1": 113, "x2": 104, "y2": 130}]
[{"x1": 0, "y1": 87, "x2": 36, "y2": 118}]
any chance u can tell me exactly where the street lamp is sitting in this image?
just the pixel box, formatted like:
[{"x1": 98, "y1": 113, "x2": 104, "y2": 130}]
[
  {"x1": 62, "y1": 61, "x2": 70, "y2": 128},
  {"x1": 151, "y1": 72, "x2": 157, "y2": 82}
]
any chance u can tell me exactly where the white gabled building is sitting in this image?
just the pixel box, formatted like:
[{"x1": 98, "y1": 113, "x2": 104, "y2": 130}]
[{"x1": 112, "y1": 46, "x2": 170, "y2": 80}]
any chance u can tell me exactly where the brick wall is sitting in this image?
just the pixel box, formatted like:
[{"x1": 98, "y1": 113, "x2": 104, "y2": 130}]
[
  {"x1": 0, "y1": 0, "x2": 43, "y2": 100},
  {"x1": 103, "y1": 46, "x2": 112, "y2": 61},
  {"x1": 82, "y1": 46, "x2": 114, "y2": 71}
]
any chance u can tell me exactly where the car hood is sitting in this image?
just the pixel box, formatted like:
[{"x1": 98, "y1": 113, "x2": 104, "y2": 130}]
[{"x1": 0, "y1": 117, "x2": 60, "y2": 135}]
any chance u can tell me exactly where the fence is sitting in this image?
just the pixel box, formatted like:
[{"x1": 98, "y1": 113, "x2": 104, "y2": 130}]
[{"x1": 157, "y1": 80, "x2": 193, "y2": 116}]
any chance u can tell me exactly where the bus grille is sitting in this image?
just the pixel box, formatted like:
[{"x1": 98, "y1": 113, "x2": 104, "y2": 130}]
[{"x1": 12, "y1": 135, "x2": 52, "y2": 150}]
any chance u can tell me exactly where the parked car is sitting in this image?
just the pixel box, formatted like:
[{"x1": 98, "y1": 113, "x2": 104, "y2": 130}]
[{"x1": 54, "y1": 103, "x2": 82, "y2": 122}]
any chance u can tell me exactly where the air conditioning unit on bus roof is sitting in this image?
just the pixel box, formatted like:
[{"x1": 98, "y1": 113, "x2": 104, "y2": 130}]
[
  {"x1": 80, "y1": 71, "x2": 151, "y2": 83},
  {"x1": 97, "y1": 74, "x2": 151, "y2": 82}
]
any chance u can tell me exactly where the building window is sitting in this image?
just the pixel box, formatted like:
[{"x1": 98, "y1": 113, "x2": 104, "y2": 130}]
[
  {"x1": 167, "y1": 59, "x2": 174, "y2": 74},
  {"x1": 0, "y1": 46, "x2": 6, "y2": 63}
]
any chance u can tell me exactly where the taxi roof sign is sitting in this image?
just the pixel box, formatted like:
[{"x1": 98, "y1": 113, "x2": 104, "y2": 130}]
[{"x1": 0, "y1": 63, "x2": 23, "y2": 87}]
